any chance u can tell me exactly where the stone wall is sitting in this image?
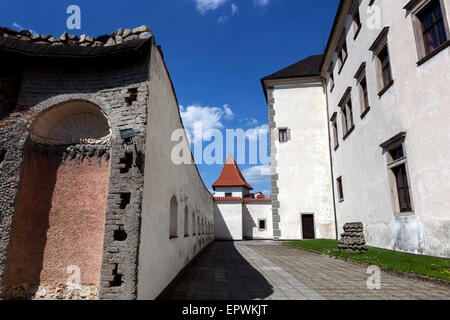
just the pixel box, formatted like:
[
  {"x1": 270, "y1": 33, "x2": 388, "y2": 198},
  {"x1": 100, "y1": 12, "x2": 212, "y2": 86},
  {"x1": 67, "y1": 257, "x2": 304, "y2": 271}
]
[{"x1": 0, "y1": 49, "x2": 151, "y2": 299}]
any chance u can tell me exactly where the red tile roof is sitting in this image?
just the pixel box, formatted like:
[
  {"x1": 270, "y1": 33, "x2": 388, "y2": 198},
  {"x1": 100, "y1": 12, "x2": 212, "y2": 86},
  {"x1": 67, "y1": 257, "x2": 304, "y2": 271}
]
[
  {"x1": 243, "y1": 195, "x2": 272, "y2": 203},
  {"x1": 213, "y1": 197, "x2": 243, "y2": 201},
  {"x1": 212, "y1": 155, "x2": 253, "y2": 190}
]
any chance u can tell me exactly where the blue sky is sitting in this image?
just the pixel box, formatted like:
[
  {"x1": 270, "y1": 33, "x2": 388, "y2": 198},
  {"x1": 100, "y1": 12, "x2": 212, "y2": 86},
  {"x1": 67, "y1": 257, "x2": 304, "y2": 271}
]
[{"x1": 1, "y1": 0, "x2": 339, "y2": 196}]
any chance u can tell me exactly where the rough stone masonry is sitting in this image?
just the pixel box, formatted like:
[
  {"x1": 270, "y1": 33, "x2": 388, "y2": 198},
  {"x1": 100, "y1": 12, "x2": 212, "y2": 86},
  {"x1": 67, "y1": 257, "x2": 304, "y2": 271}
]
[{"x1": 0, "y1": 25, "x2": 154, "y2": 300}]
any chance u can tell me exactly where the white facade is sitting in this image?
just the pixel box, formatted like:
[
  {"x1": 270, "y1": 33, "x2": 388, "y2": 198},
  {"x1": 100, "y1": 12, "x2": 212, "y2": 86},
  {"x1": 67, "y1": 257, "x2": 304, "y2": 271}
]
[
  {"x1": 262, "y1": 0, "x2": 450, "y2": 257},
  {"x1": 264, "y1": 78, "x2": 337, "y2": 241},
  {"x1": 137, "y1": 43, "x2": 214, "y2": 300},
  {"x1": 214, "y1": 186, "x2": 249, "y2": 198},
  {"x1": 322, "y1": 0, "x2": 450, "y2": 257},
  {"x1": 214, "y1": 200, "x2": 244, "y2": 240},
  {"x1": 243, "y1": 202, "x2": 273, "y2": 240}
]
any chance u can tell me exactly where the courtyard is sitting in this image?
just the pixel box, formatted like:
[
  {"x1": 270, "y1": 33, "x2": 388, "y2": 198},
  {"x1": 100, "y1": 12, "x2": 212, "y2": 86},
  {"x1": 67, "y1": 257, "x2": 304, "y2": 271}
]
[{"x1": 160, "y1": 241, "x2": 450, "y2": 300}]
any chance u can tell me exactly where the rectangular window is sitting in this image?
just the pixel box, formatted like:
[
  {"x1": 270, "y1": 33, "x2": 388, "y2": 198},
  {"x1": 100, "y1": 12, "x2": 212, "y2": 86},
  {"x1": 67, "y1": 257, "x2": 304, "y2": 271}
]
[
  {"x1": 258, "y1": 219, "x2": 267, "y2": 231},
  {"x1": 225, "y1": 192, "x2": 232, "y2": 198},
  {"x1": 278, "y1": 128, "x2": 288, "y2": 143},
  {"x1": 353, "y1": 7, "x2": 362, "y2": 38},
  {"x1": 393, "y1": 164, "x2": 412, "y2": 212},
  {"x1": 418, "y1": 0, "x2": 448, "y2": 54},
  {"x1": 337, "y1": 40, "x2": 348, "y2": 73},
  {"x1": 381, "y1": 133, "x2": 413, "y2": 214},
  {"x1": 378, "y1": 45, "x2": 393, "y2": 88},
  {"x1": 340, "y1": 95, "x2": 354, "y2": 138},
  {"x1": 330, "y1": 113, "x2": 339, "y2": 150},
  {"x1": 328, "y1": 64, "x2": 335, "y2": 92},
  {"x1": 337, "y1": 177, "x2": 344, "y2": 202},
  {"x1": 359, "y1": 76, "x2": 370, "y2": 116}
]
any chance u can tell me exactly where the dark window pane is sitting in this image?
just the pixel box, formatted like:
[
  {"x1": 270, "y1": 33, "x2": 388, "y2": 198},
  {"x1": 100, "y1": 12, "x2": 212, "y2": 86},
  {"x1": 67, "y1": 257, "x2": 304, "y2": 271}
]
[
  {"x1": 393, "y1": 165, "x2": 412, "y2": 212},
  {"x1": 279, "y1": 129, "x2": 288, "y2": 142},
  {"x1": 389, "y1": 146, "x2": 404, "y2": 161},
  {"x1": 419, "y1": 0, "x2": 448, "y2": 54},
  {"x1": 259, "y1": 220, "x2": 266, "y2": 229}
]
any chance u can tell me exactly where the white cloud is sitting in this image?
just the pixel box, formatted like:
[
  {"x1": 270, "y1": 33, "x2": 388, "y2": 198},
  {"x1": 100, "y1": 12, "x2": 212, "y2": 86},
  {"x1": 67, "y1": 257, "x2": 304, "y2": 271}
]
[
  {"x1": 196, "y1": 0, "x2": 228, "y2": 14},
  {"x1": 217, "y1": 15, "x2": 230, "y2": 24},
  {"x1": 247, "y1": 118, "x2": 259, "y2": 126},
  {"x1": 231, "y1": 3, "x2": 239, "y2": 15},
  {"x1": 180, "y1": 104, "x2": 234, "y2": 142},
  {"x1": 12, "y1": 22, "x2": 35, "y2": 34},
  {"x1": 253, "y1": 0, "x2": 271, "y2": 7},
  {"x1": 245, "y1": 124, "x2": 268, "y2": 141},
  {"x1": 243, "y1": 165, "x2": 271, "y2": 185},
  {"x1": 222, "y1": 104, "x2": 234, "y2": 119}
]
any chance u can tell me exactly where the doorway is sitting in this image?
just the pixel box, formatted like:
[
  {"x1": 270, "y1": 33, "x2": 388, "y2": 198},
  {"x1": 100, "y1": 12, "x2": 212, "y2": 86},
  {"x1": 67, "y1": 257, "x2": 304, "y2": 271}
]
[{"x1": 301, "y1": 214, "x2": 315, "y2": 240}]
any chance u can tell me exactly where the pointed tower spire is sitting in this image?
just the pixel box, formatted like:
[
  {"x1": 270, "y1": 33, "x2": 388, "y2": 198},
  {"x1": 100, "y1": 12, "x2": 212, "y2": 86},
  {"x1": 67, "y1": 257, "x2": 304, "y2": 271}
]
[{"x1": 212, "y1": 154, "x2": 253, "y2": 190}]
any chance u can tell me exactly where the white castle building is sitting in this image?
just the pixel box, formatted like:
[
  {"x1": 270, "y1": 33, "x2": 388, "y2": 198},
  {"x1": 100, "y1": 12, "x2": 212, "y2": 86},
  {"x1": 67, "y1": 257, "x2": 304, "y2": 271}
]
[
  {"x1": 213, "y1": 155, "x2": 273, "y2": 241},
  {"x1": 261, "y1": 0, "x2": 450, "y2": 257}
]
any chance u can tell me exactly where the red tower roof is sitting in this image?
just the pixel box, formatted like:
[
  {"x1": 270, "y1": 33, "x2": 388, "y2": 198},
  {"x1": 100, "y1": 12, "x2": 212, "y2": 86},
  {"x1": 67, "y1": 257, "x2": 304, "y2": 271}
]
[{"x1": 213, "y1": 155, "x2": 253, "y2": 190}]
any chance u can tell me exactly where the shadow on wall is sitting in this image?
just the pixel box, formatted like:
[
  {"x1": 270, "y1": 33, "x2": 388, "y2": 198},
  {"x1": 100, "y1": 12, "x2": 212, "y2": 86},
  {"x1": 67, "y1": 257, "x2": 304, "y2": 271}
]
[
  {"x1": 158, "y1": 242, "x2": 274, "y2": 300},
  {"x1": 243, "y1": 205, "x2": 257, "y2": 240},
  {"x1": 213, "y1": 203, "x2": 234, "y2": 241},
  {"x1": 5, "y1": 148, "x2": 57, "y2": 299}
]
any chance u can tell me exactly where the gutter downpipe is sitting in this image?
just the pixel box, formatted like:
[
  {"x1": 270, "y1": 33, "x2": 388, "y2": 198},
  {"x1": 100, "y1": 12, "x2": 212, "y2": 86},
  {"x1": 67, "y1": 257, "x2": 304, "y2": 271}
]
[{"x1": 321, "y1": 76, "x2": 339, "y2": 241}]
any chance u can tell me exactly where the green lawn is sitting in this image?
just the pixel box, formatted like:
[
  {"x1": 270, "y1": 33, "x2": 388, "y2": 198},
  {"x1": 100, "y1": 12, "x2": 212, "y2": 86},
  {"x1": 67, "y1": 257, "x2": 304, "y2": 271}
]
[{"x1": 284, "y1": 239, "x2": 450, "y2": 282}]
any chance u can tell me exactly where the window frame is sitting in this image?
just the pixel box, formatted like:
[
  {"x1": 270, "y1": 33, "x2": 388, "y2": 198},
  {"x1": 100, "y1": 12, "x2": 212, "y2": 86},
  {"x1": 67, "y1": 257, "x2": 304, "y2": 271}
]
[
  {"x1": 330, "y1": 112, "x2": 339, "y2": 150},
  {"x1": 354, "y1": 62, "x2": 370, "y2": 118},
  {"x1": 351, "y1": 1, "x2": 362, "y2": 40},
  {"x1": 336, "y1": 176, "x2": 344, "y2": 202},
  {"x1": 337, "y1": 32, "x2": 348, "y2": 74},
  {"x1": 407, "y1": 0, "x2": 450, "y2": 64},
  {"x1": 258, "y1": 219, "x2": 267, "y2": 231},
  {"x1": 369, "y1": 27, "x2": 394, "y2": 97},
  {"x1": 169, "y1": 196, "x2": 178, "y2": 239},
  {"x1": 338, "y1": 87, "x2": 355, "y2": 140},
  {"x1": 278, "y1": 128, "x2": 290, "y2": 143},
  {"x1": 380, "y1": 133, "x2": 414, "y2": 214}
]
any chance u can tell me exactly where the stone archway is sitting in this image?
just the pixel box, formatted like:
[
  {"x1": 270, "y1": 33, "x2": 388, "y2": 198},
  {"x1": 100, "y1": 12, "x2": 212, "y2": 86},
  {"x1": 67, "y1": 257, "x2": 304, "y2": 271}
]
[{"x1": 5, "y1": 100, "x2": 111, "y2": 300}]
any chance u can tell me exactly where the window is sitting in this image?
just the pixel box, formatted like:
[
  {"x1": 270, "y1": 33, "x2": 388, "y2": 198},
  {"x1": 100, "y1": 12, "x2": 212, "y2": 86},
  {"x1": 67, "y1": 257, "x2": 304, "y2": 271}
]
[
  {"x1": 337, "y1": 177, "x2": 344, "y2": 202},
  {"x1": 378, "y1": 45, "x2": 393, "y2": 89},
  {"x1": 337, "y1": 38, "x2": 348, "y2": 73},
  {"x1": 278, "y1": 128, "x2": 289, "y2": 143},
  {"x1": 192, "y1": 212, "x2": 196, "y2": 235},
  {"x1": 225, "y1": 192, "x2": 232, "y2": 198},
  {"x1": 328, "y1": 63, "x2": 335, "y2": 92},
  {"x1": 330, "y1": 113, "x2": 339, "y2": 150},
  {"x1": 359, "y1": 77, "x2": 369, "y2": 114},
  {"x1": 369, "y1": 27, "x2": 393, "y2": 95},
  {"x1": 258, "y1": 219, "x2": 267, "y2": 231},
  {"x1": 380, "y1": 133, "x2": 413, "y2": 214},
  {"x1": 354, "y1": 63, "x2": 370, "y2": 118},
  {"x1": 418, "y1": 0, "x2": 448, "y2": 54},
  {"x1": 339, "y1": 88, "x2": 354, "y2": 139},
  {"x1": 353, "y1": 6, "x2": 362, "y2": 39},
  {"x1": 169, "y1": 196, "x2": 178, "y2": 239},
  {"x1": 197, "y1": 216, "x2": 200, "y2": 236},
  {"x1": 184, "y1": 207, "x2": 189, "y2": 237}
]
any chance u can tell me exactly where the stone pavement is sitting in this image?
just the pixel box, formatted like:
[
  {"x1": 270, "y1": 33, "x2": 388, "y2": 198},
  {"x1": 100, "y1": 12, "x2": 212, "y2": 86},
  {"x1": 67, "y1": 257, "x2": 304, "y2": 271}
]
[{"x1": 160, "y1": 241, "x2": 450, "y2": 300}]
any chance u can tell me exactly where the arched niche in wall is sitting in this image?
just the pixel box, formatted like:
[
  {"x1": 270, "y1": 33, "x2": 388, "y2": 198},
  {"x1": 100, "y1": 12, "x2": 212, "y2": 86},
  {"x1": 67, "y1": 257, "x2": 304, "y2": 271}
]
[
  {"x1": 31, "y1": 100, "x2": 111, "y2": 146},
  {"x1": 5, "y1": 100, "x2": 112, "y2": 299}
]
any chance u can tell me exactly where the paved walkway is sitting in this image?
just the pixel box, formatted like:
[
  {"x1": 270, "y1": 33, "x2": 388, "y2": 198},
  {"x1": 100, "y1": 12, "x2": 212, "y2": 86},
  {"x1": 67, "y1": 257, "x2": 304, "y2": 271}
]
[{"x1": 160, "y1": 241, "x2": 450, "y2": 300}]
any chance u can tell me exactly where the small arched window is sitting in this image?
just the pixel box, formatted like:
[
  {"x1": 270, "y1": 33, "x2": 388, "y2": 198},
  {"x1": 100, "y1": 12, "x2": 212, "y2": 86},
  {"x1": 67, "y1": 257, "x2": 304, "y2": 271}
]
[
  {"x1": 184, "y1": 207, "x2": 189, "y2": 237},
  {"x1": 170, "y1": 196, "x2": 178, "y2": 239}
]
